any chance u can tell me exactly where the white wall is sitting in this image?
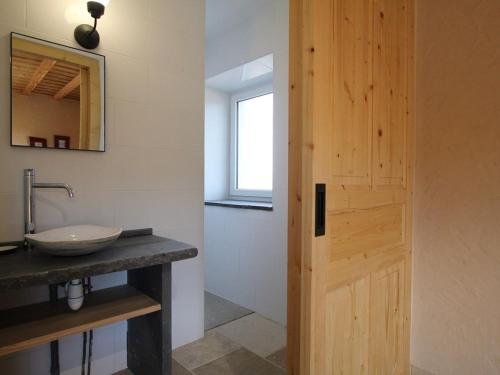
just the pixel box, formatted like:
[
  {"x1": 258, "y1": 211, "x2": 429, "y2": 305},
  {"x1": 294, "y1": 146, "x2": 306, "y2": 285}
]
[
  {"x1": 412, "y1": 1, "x2": 500, "y2": 374},
  {"x1": 204, "y1": 87, "x2": 229, "y2": 201},
  {"x1": 0, "y1": 1, "x2": 204, "y2": 374},
  {"x1": 204, "y1": 0, "x2": 288, "y2": 325}
]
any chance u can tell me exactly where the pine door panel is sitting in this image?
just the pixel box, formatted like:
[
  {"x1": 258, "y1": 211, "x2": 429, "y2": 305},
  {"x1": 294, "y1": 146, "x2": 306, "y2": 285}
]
[
  {"x1": 328, "y1": 204, "x2": 405, "y2": 261},
  {"x1": 370, "y1": 260, "x2": 406, "y2": 374},
  {"x1": 330, "y1": 0, "x2": 373, "y2": 187},
  {"x1": 325, "y1": 276, "x2": 370, "y2": 375},
  {"x1": 373, "y1": 0, "x2": 409, "y2": 187},
  {"x1": 288, "y1": 0, "x2": 414, "y2": 373}
]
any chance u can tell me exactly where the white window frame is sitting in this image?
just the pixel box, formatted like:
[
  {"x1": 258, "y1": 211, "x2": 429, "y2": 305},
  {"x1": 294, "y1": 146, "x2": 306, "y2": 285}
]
[{"x1": 229, "y1": 84, "x2": 274, "y2": 201}]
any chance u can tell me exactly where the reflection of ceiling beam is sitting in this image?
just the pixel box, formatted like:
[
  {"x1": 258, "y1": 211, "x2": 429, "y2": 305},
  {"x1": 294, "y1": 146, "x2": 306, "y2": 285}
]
[
  {"x1": 22, "y1": 58, "x2": 56, "y2": 95},
  {"x1": 54, "y1": 73, "x2": 81, "y2": 100}
]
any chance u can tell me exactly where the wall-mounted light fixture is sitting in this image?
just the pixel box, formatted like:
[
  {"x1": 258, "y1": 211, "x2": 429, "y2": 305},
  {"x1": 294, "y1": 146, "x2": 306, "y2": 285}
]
[{"x1": 74, "y1": 1, "x2": 109, "y2": 49}]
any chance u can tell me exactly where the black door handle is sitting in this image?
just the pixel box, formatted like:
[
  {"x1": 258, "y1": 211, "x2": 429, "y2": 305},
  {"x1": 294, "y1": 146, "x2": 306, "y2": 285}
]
[{"x1": 315, "y1": 184, "x2": 326, "y2": 237}]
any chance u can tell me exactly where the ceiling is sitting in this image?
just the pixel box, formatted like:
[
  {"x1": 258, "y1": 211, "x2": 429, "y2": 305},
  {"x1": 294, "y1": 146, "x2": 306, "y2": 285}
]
[
  {"x1": 12, "y1": 50, "x2": 81, "y2": 101},
  {"x1": 206, "y1": 54, "x2": 273, "y2": 93},
  {"x1": 205, "y1": 0, "x2": 271, "y2": 41}
]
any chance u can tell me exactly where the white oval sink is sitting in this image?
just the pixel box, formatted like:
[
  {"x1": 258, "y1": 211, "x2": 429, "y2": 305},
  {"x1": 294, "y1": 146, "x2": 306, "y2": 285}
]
[{"x1": 25, "y1": 225, "x2": 122, "y2": 256}]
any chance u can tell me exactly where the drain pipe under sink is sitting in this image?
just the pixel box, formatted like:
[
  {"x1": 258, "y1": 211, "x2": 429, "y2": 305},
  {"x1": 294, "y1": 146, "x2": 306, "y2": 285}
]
[
  {"x1": 66, "y1": 279, "x2": 84, "y2": 311},
  {"x1": 64, "y1": 278, "x2": 94, "y2": 374}
]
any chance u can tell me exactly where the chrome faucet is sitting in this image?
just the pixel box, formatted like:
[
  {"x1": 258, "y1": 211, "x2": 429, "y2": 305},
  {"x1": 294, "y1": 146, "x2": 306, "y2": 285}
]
[{"x1": 24, "y1": 168, "x2": 74, "y2": 235}]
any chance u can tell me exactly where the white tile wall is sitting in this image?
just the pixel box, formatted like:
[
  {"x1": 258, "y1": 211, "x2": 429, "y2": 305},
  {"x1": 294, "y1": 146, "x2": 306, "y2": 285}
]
[
  {"x1": 0, "y1": 0, "x2": 205, "y2": 374},
  {"x1": 204, "y1": 0, "x2": 289, "y2": 325},
  {"x1": 0, "y1": 0, "x2": 25, "y2": 27},
  {"x1": 204, "y1": 88, "x2": 229, "y2": 200}
]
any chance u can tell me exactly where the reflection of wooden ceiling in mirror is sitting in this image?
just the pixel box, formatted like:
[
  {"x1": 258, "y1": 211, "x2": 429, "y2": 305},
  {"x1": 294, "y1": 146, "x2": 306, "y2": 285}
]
[{"x1": 12, "y1": 50, "x2": 81, "y2": 101}]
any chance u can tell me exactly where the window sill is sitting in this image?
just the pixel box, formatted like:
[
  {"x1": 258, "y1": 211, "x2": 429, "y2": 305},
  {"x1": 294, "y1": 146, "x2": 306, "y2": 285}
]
[{"x1": 204, "y1": 200, "x2": 273, "y2": 211}]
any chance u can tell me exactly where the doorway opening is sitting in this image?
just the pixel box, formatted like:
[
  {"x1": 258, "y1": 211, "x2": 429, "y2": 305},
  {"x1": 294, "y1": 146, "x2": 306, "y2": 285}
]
[{"x1": 172, "y1": 1, "x2": 289, "y2": 373}]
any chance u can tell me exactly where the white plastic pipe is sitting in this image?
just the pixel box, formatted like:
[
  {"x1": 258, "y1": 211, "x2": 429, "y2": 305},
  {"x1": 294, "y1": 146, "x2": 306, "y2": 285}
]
[{"x1": 67, "y1": 279, "x2": 84, "y2": 311}]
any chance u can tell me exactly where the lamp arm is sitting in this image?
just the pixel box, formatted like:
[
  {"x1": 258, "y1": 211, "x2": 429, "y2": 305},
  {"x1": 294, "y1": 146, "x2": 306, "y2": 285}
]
[{"x1": 88, "y1": 18, "x2": 98, "y2": 36}]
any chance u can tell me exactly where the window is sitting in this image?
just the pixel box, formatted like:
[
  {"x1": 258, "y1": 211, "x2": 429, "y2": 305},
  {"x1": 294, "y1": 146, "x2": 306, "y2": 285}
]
[{"x1": 230, "y1": 85, "x2": 273, "y2": 200}]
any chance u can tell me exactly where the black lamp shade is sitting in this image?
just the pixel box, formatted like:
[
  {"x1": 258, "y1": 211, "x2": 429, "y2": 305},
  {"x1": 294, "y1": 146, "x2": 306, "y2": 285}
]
[{"x1": 87, "y1": 1, "x2": 105, "y2": 19}]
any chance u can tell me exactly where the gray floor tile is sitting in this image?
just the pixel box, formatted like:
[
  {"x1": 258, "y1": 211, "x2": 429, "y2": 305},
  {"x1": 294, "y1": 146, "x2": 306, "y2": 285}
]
[
  {"x1": 214, "y1": 313, "x2": 286, "y2": 358},
  {"x1": 173, "y1": 359, "x2": 194, "y2": 375},
  {"x1": 193, "y1": 348, "x2": 285, "y2": 375},
  {"x1": 173, "y1": 330, "x2": 241, "y2": 370},
  {"x1": 266, "y1": 347, "x2": 287, "y2": 369},
  {"x1": 205, "y1": 291, "x2": 253, "y2": 331},
  {"x1": 113, "y1": 360, "x2": 192, "y2": 375}
]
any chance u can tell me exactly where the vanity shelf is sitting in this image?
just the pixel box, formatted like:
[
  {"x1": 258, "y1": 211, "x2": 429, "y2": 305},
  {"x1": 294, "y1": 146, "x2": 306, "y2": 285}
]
[
  {"x1": 0, "y1": 230, "x2": 198, "y2": 374},
  {"x1": 0, "y1": 285, "x2": 160, "y2": 356}
]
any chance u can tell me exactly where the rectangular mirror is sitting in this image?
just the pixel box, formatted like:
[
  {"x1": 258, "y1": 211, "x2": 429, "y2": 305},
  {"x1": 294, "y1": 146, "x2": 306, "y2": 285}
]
[{"x1": 10, "y1": 33, "x2": 105, "y2": 152}]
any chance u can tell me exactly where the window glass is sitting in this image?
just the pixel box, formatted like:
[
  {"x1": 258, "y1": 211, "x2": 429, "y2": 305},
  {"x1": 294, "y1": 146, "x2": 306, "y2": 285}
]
[{"x1": 236, "y1": 93, "x2": 273, "y2": 192}]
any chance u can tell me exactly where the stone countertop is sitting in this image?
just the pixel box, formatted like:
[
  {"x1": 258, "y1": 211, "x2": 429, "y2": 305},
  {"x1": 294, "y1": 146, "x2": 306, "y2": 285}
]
[{"x1": 0, "y1": 230, "x2": 198, "y2": 290}]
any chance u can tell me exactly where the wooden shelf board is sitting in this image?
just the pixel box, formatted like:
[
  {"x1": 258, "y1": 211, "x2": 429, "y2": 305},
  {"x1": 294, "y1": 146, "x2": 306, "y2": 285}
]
[{"x1": 0, "y1": 285, "x2": 160, "y2": 356}]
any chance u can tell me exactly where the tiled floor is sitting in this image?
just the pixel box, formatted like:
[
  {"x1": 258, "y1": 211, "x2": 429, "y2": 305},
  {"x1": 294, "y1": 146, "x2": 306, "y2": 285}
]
[
  {"x1": 173, "y1": 313, "x2": 286, "y2": 374},
  {"x1": 266, "y1": 347, "x2": 287, "y2": 369},
  {"x1": 116, "y1": 295, "x2": 286, "y2": 375},
  {"x1": 213, "y1": 313, "x2": 286, "y2": 358},
  {"x1": 192, "y1": 348, "x2": 284, "y2": 375},
  {"x1": 173, "y1": 331, "x2": 241, "y2": 370},
  {"x1": 204, "y1": 291, "x2": 253, "y2": 331}
]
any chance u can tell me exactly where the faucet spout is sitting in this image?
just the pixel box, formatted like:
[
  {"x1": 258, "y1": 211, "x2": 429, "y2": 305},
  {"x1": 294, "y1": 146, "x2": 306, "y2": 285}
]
[{"x1": 33, "y1": 183, "x2": 75, "y2": 198}]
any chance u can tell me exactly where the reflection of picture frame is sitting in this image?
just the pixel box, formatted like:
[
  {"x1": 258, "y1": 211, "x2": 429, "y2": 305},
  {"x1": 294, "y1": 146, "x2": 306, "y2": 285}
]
[
  {"x1": 54, "y1": 135, "x2": 70, "y2": 149},
  {"x1": 29, "y1": 137, "x2": 47, "y2": 148}
]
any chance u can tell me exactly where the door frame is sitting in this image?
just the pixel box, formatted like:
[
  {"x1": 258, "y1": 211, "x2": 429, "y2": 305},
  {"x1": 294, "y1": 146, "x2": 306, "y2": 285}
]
[{"x1": 287, "y1": 1, "x2": 312, "y2": 373}]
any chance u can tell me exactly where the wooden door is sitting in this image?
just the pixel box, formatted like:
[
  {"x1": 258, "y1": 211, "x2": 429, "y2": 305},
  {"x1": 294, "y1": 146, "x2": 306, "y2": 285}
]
[{"x1": 288, "y1": 0, "x2": 415, "y2": 374}]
